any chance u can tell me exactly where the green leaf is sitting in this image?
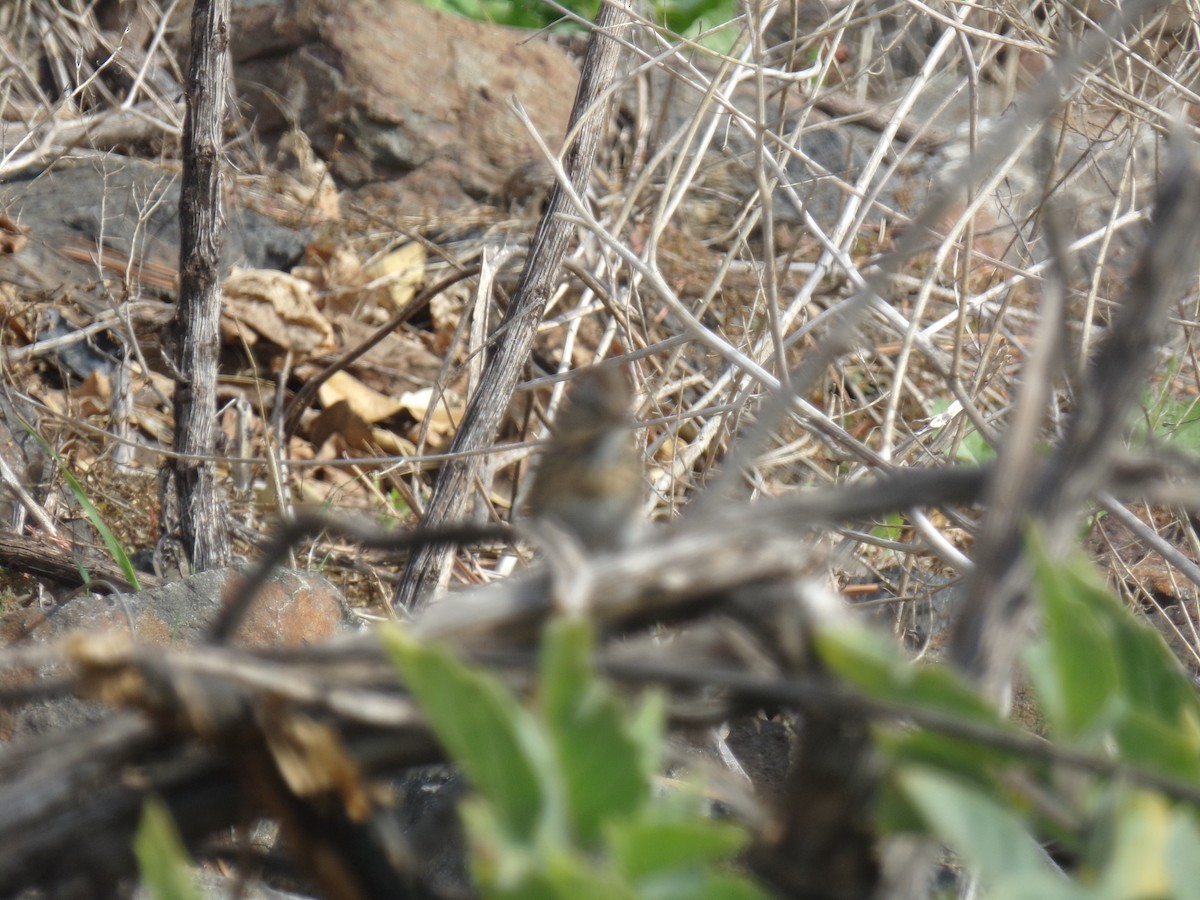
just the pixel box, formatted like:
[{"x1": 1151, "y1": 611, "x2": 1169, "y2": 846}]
[
  {"x1": 819, "y1": 623, "x2": 1027, "y2": 788},
  {"x1": 870, "y1": 512, "x2": 905, "y2": 544},
  {"x1": 1096, "y1": 790, "x2": 1173, "y2": 900},
  {"x1": 610, "y1": 817, "x2": 749, "y2": 880},
  {"x1": 1159, "y1": 396, "x2": 1200, "y2": 451},
  {"x1": 1166, "y1": 809, "x2": 1200, "y2": 900},
  {"x1": 463, "y1": 795, "x2": 632, "y2": 900},
  {"x1": 627, "y1": 689, "x2": 667, "y2": 778},
  {"x1": 1115, "y1": 708, "x2": 1200, "y2": 781},
  {"x1": 637, "y1": 870, "x2": 772, "y2": 900},
  {"x1": 898, "y1": 766, "x2": 1068, "y2": 892},
  {"x1": 928, "y1": 398, "x2": 997, "y2": 464},
  {"x1": 540, "y1": 618, "x2": 649, "y2": 844},
  {"x1": 381, "y1": 625, "x2": 557, "y2": 841},
  {"x1": 957, "y1": 425, "x2": 997, "y2": 464},
  {"x1": 1021, "y1": 643, "x2": 1063, "y2": 733},
  {"x1": 878, "y1": 727, "x2": 1013, "y2": 792},
  {"x1": 459, "y1": 798, "x2": 540, "y2": 895},
  {"x1": 816, "y1": 624, "x2": 997, "y2": 724},
  {"x1": 1029, "y1": 544, "x2": 1120, "y2": 739},
  {"x1": 542, "y1": 849, "x2": 637, "y2": 900},
  {"x1": 1030, "y1": 537, "x2": 1200, "y2": 773},
  {"x1": 134, "y1": 795, "x2": 202, "y2": 900},
  {"x1": 985, "y1": 874, "x2": 1090, "y2": 900},
  {"x1": 1134, "y1": 362, "x2": 1200, "y2": 452}
]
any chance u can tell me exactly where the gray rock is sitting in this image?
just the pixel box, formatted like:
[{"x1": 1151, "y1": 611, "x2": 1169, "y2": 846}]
[{"x1": 0, "y1": 156, "x2": 307, "y2": 292}]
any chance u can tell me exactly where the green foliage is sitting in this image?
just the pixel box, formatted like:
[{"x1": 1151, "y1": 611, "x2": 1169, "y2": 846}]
[
  {"x1": 382, "y1": 618, "x2": 768, "y2": 899},
  {"x1": 1139, "y1": 394, "x2": 1200, "y2": 453},
  {"x1": 870, "y1": 512, "x2": 905, "y2": 545},
  {"x1": 385, "y1": 626, "x2": 554, "y2": 843},
  {"x1": 421, "y1": 0, "x2": 596, "y2": 32},
  {"x1": 1135, "y1": 359, "x2": 1200, "y2": 453},
  {"x1": 898, "y1": 767, "x2": 1080, "y2": 899},
  {"x1": 417, "y1": 0, "x2": 740, "y2": 48},
  {"x1": 386, "y1": 486, "x2": 411, "y2": 518},
  {"x1": 817, "y1": 535, "x2": 1200, "y2": 897},
  {"x1": 134, "y1": 796, "x2": 202, "y2": 900},
  {"x1": 413, "y1": 0, "x2": 592, "y2": 30},
  {"x1": 929, "y1": 399, "x2": 997, "y2": 464},
  {"x1": 1156, "y1": 396, "x2": 1200, "y2": 450},
  {"x1": 20, "y1": 420, "x2": 141, "y2": 591},
  {"x1": 1027, "y1": 537, "x2": 1200, "y2": 780},
  {"x1": 651, "y1": 0, "x2": 742, "y2": 45},
  {"x1": 383, "y1": 526, "x2": 1200, "y2": 896}
]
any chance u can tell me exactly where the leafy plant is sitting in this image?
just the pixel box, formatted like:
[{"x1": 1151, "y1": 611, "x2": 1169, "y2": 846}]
[
  {"x1": 816, "y1": 534, "x2": 1200, "y2": 897},
  {"x1": 382, "y1": 617, "x2": 769, "y2": 899},
  {"x1": 417, "y1": 0, "x2": 741, "y2": 48}
]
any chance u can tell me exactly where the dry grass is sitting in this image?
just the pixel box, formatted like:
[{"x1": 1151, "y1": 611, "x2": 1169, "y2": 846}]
[{"x1": 0, "y1": 0, "x2": 1198, "y2": 640}]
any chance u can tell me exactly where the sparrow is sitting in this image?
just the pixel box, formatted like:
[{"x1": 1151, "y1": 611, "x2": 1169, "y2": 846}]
[{"x1": 524, "y1": 365, "x2": 645, "y2": 552}]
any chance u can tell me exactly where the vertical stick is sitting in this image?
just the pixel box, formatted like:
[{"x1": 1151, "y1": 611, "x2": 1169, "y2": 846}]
[
  {"x1": 392, "y1": 0, "x2": 632, "y2": 612},
  {"x1": 168, "y1": 0, "x2": 231, "y2": 571}
]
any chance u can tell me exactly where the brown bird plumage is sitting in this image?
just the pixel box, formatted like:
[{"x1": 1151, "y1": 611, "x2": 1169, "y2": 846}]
[{"x1": 525, "y1": 365, "x2": 645, "y2": 552}]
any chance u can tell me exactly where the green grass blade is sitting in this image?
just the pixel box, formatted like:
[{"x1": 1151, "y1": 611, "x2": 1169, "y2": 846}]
[{"x1": 18, "y1": 417, "x2": 141, "y2": 591}]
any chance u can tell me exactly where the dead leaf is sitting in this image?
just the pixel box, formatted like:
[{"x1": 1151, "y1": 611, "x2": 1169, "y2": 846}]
[
  {"x1": 308, "y1": 400, "x2": 416, "y2": 456},
  {"x1": 317, "y1": 371, "x2": 405, "y2": 424},
  {"x1": 222, "y1": 268, "x2": 336, "y2": 357},
  {"x1": 364, "y1": 243, "x2": 425, "y2": 311},
  {"x1": 0, "y1": 213, "x2": 28, "y2": 255},
  {"x1": 295, "y1": 245, "x2": 363, "y2": 299},
  {"x1": 398, "y1": 386, "x2": 463, "y2": 439},
  {"x1": 309, "y1": 400, "x2": 373, "y2": 450},
  {"x1": 429, "y1": 282, "x2": 468, "y2": 352},
  {"x1": 262, "y1": 708, "x2": 374, "y2": 822},
  {"x1": 72, "y1": 370, "x2": 112, "y2": 418},
  {"x1": 368, "y1": 427, "x2": 416, "y2": 456}
]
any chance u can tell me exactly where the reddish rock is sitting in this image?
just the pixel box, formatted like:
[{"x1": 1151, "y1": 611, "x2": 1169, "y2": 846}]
[
  {"x1": 228, "y1": 567, "x2": 351, "y2": 646},
  {"x1": 0, "y1": 568, "x2": 351, "y2": 740},
  {"x1": 231, "y1": 0, "x2": 579, "y2": 201},
  {"x1": 3, "y1": 567, "x2": 349, "y2": 649}
]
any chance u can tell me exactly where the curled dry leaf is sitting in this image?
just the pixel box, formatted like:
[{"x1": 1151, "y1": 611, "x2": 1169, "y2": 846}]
[
  {"x1": 311, "y1": 371, "x2": 459, "y2": 448},
  {"x1": 317, "y1": 370, "x2": 405, "y2": 424},
  {"x1": 309, "y1": 399, "x2": 374, "y2": 451},
  {"x1": 222, "y1": 268, "x2": 336, "y2": 358},
  {"x1": 309, "y1": 399, "x2": 417, "y2": 457},
  {"x1": 367, "y1": 427, "x2": 416, "y2": 456},
  {"x1": 293, "y1": 245, "x2": 363, "y2": 294},
  {"x1": 364, "y1": 242, "x2": 425, "y2": 311},
  {"x1": 398, "y1": 386, "x2": 463, "y2": 445}
]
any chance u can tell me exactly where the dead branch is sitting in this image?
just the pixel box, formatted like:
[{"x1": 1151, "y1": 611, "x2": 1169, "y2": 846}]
[
  {"x1": 166, "y1": 0, "x2": 232, "y2": 572},
  {"x1": 391, "y1": 0, "x2": 634, "y2": 612}
]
